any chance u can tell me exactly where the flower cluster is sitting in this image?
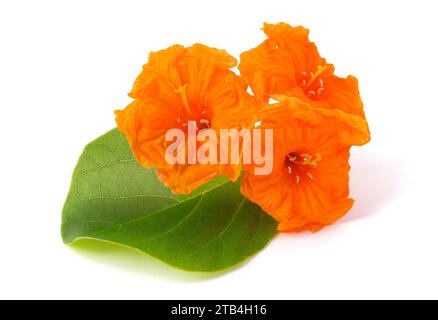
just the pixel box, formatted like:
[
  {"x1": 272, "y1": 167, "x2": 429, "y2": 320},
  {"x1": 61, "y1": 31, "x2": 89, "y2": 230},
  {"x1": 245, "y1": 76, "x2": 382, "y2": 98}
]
[{"x1": 115, "y1": 22, "x2": 370, "y2": 232}]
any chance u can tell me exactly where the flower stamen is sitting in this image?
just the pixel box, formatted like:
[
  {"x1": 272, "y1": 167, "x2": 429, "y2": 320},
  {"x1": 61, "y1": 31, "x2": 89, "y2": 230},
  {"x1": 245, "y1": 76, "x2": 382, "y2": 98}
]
[
  {"x1": 300, "y1": 65, "x2": 327, "y2": 97},
  {"x1": 305, "y1": 65, "x2": 326, "y2": 89},
  {"x1": 302, "y1": 153, "x2": 322, "y2": 168},
  {"x1": 285, "y1": 152, "x2": 321, "y2": 182},
  {"x1": 199, "y1": 118, "x2": 210, "y2": 129},
  {"x1": 175, "y1": 84, "x2": 191, "y2": 115}
]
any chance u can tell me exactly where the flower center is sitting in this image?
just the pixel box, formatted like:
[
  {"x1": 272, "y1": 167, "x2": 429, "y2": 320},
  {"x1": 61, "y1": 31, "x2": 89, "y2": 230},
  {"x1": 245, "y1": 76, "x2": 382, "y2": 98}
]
[
  {"x1": 176, "y1": 114, "x2": 211, "y2": 131},
  {"x1": 285, "y1": 152, "x2": 321, "y2": 183},
  {"x1": 175, "y1": 84, "x2": 211, "y2": 130},
  {"x1": 300, "y1": 65, "x2": 327, "y2": 97}
]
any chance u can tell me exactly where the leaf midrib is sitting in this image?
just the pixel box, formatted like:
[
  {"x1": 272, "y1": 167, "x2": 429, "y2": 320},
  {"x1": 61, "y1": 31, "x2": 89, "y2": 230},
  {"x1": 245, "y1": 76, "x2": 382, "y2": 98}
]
[{"x1": 66, "y1": 178, "x2": 233, "y2": 242}]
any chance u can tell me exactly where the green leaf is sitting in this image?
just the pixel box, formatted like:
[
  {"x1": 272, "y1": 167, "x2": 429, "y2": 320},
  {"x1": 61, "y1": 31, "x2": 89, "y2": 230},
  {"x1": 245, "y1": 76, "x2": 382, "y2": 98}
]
[{"x1": 62, "y1": 129, "x2": 278, "y2": 272}]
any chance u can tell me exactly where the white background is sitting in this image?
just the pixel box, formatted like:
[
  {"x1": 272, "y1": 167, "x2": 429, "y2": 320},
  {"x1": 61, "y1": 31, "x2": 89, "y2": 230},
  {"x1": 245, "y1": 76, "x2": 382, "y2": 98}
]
[{"x1": 1, "y1": 0, "x2": 437, "y2": 300}]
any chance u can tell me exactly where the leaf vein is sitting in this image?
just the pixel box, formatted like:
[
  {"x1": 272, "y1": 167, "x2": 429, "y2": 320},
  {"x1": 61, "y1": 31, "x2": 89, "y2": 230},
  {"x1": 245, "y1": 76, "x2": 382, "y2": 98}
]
[
  {"x1": 186, "y1": 199, "x2": 246, "y2": 257},
  {"x1": 251, "y1": 208, "x2": 264, "y2": 243},
  {"x1": 151, "y1": 194, "x2": 204, "y2": 240},
  {"x1": 72, "y1": 194, "x2": 180, "y2": 204},
  {"x1": 78, "y1": 159, "x2": 136, "y2": 177},
  {"x1": 70, "y1": 180, "x2": 231, "y2": 238}
]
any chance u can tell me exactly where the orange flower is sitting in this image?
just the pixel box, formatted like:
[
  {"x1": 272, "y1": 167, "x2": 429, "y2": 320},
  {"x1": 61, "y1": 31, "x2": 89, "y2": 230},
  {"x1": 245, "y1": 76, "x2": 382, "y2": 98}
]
[
  {"x1": 239, "y1": 22, "x2": 370, "y2": 145},
  {"x1": 241, "y1": 97, "x2": 358, "y2": 232},
  {"x1": 116, "y1": 44, "x2": 257, "y2": 194}
]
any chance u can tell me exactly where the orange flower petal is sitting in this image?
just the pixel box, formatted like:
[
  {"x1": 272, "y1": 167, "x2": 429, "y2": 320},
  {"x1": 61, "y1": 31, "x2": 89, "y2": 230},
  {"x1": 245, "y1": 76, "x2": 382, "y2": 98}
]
[
  {"x1": 241, "y1": 98, "x2": 357, "y2": 232},
  {"x1": 239, "y1": 22, "x2": 370, "y2": 146},
  {"x1": 272, "y1": 95, "x2": 370, "y2": 146},
  {"x1": 116, "y1": 44, "x2": 257, "y2": 194}
]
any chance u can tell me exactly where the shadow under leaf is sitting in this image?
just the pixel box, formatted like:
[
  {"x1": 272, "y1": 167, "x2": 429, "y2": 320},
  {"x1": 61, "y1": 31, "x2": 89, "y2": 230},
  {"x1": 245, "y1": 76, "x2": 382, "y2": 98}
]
[{"x1": 69, "y1": 238, "x2": 256, "y2": 281}]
